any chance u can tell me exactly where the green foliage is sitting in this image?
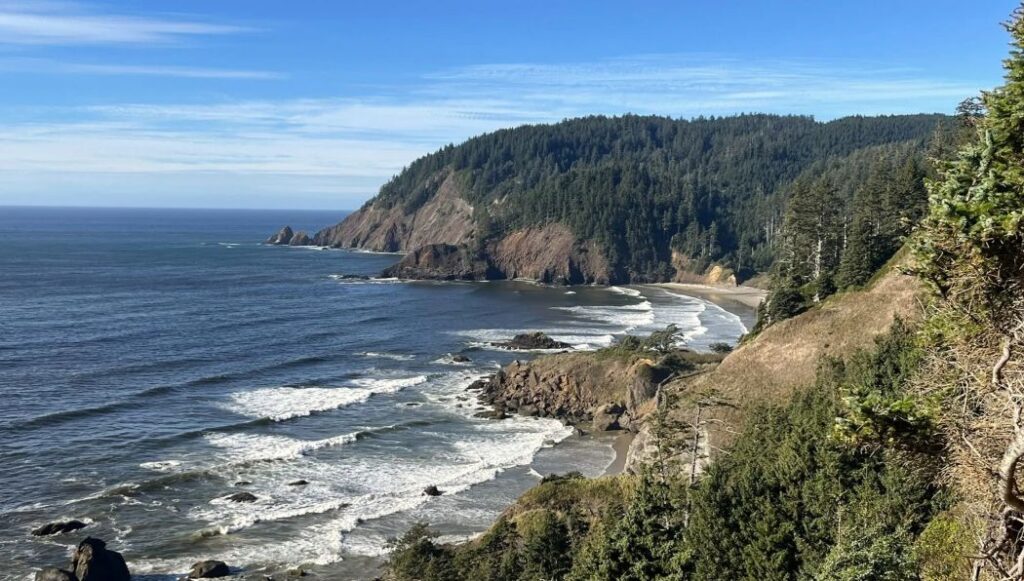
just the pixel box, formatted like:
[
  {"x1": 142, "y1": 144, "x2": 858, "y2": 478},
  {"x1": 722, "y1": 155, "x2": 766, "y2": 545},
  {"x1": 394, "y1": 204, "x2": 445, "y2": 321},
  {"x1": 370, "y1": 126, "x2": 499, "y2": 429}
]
[
  {"x1": 386, "y1": 324, "x2": 950, "y2": 581},
  {"x1": 912, "y1": 9, "x2": 1024, "y2": 337},
  {"x1": 913, "y1": 512, "x2": 974, "y2": 580},
  {"x1": 831, "y1": 320, "x2": 937, "y2": 450},
  {"x1": 386, "y1": 523, "x2": 457, "y2": 581},
  {"x1": 567, "y1": 472, "x2": 686, "y2": 581},
  {"x1": 817, "y1": 528, "x2": 919, "y2": 581},
  {"x1": 375, "y1": 113, "x2": 945, "y2": 279},
  {"x1": 708, "y1": 341, "x2": 734, "y2": 354},
  {"x1": 598, "y1": 324, "x2": 684, "y2": 358}
]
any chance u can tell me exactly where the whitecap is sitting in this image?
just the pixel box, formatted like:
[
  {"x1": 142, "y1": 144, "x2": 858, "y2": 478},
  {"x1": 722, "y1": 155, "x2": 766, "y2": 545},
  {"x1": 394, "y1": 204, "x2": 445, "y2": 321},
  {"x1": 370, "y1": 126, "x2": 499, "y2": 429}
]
[
  {"x1": 139, "y1": 460, "x2": 181, "y2": 472},
  {"x1": 361, "y1": 351, "x2": 416, "y2": 361},
  {"x1": 224, "y1": 376, "x2": 426, "y2": 421},
  {"x1": 609, "y1": 286, "x2": 643, "y2": 297}
]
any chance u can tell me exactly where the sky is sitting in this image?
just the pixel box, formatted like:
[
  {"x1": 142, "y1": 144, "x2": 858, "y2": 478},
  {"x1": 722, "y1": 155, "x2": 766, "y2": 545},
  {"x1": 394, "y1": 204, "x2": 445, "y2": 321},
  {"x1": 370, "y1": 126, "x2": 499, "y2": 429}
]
[{"x1": 0, "y1": 1, "x2": 1017, "y2": 210}]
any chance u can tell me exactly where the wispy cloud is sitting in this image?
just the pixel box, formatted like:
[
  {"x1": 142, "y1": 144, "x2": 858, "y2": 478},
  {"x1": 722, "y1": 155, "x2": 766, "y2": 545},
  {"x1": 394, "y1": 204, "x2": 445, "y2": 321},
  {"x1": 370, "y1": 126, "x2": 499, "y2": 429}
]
[
  {"x1": 0, "y1": 57, "x2": 283, "y2": 79},
  {"x1": 0, "y1": 0, "x2": 250, "y2": 45},
  {"x1": 0, "y1": 54, "x2": 988, "y2": 208}
]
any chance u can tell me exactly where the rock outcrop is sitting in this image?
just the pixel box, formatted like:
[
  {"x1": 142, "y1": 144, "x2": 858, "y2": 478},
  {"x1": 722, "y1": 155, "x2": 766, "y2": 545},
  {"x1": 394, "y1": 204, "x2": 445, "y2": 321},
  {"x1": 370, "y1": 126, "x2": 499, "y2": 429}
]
[
  {"x1": 288, "y1": 231, "x2": 312, "y2": 246},
  {"x1": 380, "y1": 224, "x2": 614, "y2": 284},
  {"x1": 35, "y1": 568, "x2": 76, "y2": 581},
  {"x1": 266, "y1": 226, "x2": 294, "y2": 245},
  {"x1": 70, "y1": 538, "x2": 131, "y2": 581},
  {"x1": 188, "y1": 560, "x2": 231, "y2": 579},
  {"x1": 477, "y1": 352, "x2": 664, "y2": 428},
  {"x1": 491, "y1": 332, "x2": 571, "y2": 351},
  {"x1": 313, "y1": 171, "x2": 475, "y2": 251},
  {"x1": 225, "y1": 492, "x2": 258, "y2": 502},
  {"x1": 382, "y1": 244, "x2": 494, "y2": 281},
  {"x1": 32, "y1": 520, "x2": 88, "y2": 536},
  {"x1": 671, "y1": 250, "x2": 738, "y2": 286}
]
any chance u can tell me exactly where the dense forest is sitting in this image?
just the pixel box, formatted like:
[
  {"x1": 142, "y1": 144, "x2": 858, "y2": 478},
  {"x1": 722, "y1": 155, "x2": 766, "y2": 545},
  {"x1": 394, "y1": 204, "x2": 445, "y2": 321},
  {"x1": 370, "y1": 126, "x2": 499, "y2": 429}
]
[
  {"x1": 373, "y1": 112, "x2": 950, "y2": 280},
  {"x1": 385, "y1": 5, "x2": 1024, "y2": 581}
]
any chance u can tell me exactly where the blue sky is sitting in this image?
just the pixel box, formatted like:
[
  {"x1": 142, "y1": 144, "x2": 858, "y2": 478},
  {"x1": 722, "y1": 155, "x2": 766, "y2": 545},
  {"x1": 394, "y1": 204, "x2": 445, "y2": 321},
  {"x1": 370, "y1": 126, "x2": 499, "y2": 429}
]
[{"x1": 0, "y1": 0, "x2": 1016, "y2": 210}]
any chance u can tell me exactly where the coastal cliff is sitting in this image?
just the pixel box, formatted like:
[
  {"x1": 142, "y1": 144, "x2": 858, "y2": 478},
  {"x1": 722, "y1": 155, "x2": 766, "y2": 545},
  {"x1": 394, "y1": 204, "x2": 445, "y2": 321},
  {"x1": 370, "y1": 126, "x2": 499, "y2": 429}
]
[
  {"x1": 311, "y1": 171, "x2": 476, "y2": 252},
  {"x1": 381, "y1": 224, "x2": 614, "y2": 284}
]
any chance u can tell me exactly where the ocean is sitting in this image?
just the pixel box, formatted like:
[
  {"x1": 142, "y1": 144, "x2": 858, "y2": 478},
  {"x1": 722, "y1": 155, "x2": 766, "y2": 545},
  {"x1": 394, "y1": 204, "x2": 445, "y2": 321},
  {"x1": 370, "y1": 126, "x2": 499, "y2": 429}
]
[{"x1": 0, "y1": 207, "x2": 751, "y2": 580}]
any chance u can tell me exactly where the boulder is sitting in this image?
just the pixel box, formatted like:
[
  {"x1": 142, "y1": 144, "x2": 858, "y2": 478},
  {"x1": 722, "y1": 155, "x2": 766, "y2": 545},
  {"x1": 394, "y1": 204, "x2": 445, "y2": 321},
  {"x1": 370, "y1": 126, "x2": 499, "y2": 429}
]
[
  {"x1": 473, "y1": 408, "x2": 508, "y2": 420},
  {"x1": 225, "y1": 492, "x2": 258, "y2": 503},
  {"x1": 265, "y1": 226, "x2": 294, "y2": 245},
  {"x1": 423, "y1": 485, "x2": 442, "y2": 497},
  {"x1": 288, "y1": 231, "x2": 312, "y2": 246},
  {"x1": 492, "y1": 332, "x2": 571, "y2": 351},
  {"x1": 35, "y1": 568, "x2": 76, "y2": 581},
  {"x1": 32, "y1": 520, "x2": 88, "y2": 536},
  {"x1": 592, "y1": 403, "x2": 625, "y2": 431},
  {"x1": 188, "y1": 560, "x2": 231, "y2": 578},
  {"x1": 71, "y1": 538, "x2": 130, "y2": 581},
  {"x1": 451, "y1": 354, "x2": 471, "y2": 363},
  {"x1": 287, "y1": 480, "x2": 309, "y2": 486}
]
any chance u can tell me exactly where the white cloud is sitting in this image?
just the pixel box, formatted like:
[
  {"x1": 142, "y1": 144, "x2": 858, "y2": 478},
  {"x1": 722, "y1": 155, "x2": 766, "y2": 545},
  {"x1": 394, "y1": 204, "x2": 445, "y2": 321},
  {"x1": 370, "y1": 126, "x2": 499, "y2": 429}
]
[
  {"x1": 0, "y1": 1, "x2": 250, "y2": 45},
  {"x1": 0, "y1": 54, "x2": 989, "y2": 209},
  {"x1": 0, "y1": 57, "x2": 283, "y2": 79}
]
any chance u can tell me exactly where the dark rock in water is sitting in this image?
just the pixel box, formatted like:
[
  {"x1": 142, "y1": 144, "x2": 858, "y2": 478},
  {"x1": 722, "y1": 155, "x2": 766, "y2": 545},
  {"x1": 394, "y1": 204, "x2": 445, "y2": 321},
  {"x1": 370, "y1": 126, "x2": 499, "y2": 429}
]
[
  {"x1": 466, "y1": 378, "x2": 489, "y2": 391},
  {"x1": 233, "y1": 480, "x2": 252, "y2": 487},
  {"x1": 266, "y1": 226, "x2": 294, "y2": 245},
  {"x1": 32, "y1": 520, "x2": 88, "y2": 536},
  {"x1": 188, "y1": 559, "x2": 231, "y2": 578},
  {"x1": 335, "y1": 274, "x2": 370, "y2": 280},
  {"x1": 226, "y1": 492, "x2": 258, "y2": 502},
  {"x1": 473, "y1": 408, "x2": 508, "y2": 420},
  {"x1": 71, "y1": 538, "x2": 131, "y2": 581},
  {"x1": 288, "y1": 231, "x2": 312, "y2": 246},
  {"x1": 35, "y1": 567, "x2": 76, "y2": 581},
  {"x1": 287, "y1": 479, "x2": 309, "y2": 486},
  {"x1": 492, "y1": 332, "x2": 571, "y2": 351},
  {"x1": 423, "y1": 485, "x2": 442, "y2": 496},
  {"x1": 451, "y1": 354, "x2": 471, "y2": 363}
]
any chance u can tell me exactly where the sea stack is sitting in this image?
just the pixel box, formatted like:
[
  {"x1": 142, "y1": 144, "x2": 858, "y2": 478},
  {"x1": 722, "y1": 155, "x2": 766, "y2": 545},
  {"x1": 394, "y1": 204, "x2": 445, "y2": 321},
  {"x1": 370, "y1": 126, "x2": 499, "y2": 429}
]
[{"x1": 265, "y1": 226, "x2": 294, "y2": 245}]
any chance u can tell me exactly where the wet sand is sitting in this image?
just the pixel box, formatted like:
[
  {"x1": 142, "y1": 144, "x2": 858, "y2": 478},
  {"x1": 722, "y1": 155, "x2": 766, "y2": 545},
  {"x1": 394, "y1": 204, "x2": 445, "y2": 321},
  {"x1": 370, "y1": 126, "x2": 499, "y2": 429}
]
[{"x1": 604, "y1": 430, "x2": 636, "y2": 475}]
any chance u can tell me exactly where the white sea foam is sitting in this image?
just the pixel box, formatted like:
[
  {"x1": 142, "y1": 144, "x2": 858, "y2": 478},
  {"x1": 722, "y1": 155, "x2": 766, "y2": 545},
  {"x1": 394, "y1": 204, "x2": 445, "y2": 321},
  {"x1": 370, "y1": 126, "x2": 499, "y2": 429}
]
[
  {"x1": 361, "y1": 351, "x2": 416, "y2": 361},
  {"x1": 204, "y1": 431, "x2": 361, "y2": 464},
  {"x1": 224, "y1": 376, "x2": 426, "y2": 421},
  {"x1": 552, "y1": 300, "x2": 656, "y2": 330},
  {"x1": 608, "y1": 286, "x2": 643, "y2": 297},
  {"x1": 139, "y1": 460, "x2": 181, "y2": 472}
]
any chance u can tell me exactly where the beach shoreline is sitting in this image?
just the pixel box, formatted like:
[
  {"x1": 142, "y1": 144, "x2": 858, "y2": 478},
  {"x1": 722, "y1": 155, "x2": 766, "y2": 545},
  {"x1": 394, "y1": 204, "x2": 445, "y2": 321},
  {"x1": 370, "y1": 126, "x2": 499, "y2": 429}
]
[{"x1": 651, "y1": 282, "x2": 767, "y2": 310}]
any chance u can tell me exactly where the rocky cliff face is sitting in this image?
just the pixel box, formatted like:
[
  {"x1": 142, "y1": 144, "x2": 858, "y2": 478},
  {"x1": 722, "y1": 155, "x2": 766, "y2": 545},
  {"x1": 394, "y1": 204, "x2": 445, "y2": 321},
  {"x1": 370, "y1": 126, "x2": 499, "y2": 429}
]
[
  {"x1": 312, "y1": 171, "x2": 475, "y2": 251},
  {"x1": 671, "y1": 250, "x2": 738, "y2": 286},
  {"x1": 382, "y1": 224, "x2": 614, "y2": 284},
  {"x1": 475, "y1": 352, "x2": 661, "y2": 432}
]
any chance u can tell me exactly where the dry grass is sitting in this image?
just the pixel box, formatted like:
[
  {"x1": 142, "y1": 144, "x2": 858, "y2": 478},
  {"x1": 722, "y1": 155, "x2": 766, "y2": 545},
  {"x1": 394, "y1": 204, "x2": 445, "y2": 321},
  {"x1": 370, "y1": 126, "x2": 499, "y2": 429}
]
[{"x1": 672, "y1": 259, "x2": 924, "y2": 454}]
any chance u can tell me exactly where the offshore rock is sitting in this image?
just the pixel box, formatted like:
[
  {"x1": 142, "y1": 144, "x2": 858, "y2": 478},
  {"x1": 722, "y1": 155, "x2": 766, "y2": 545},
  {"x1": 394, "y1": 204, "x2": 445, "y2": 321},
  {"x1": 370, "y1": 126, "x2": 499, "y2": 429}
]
[
  {"x1": 70, "y1": 538, "x2": 130, "y2": 581},
  {"x1": 288, "y1": 231, "x2": 312, "y2": 246},
  {"x1": 491, "y1": 332, "x2": 571, "y2": 351},
  {"x1": 32, "y1": 520, "x2": 88, "y2": 536},
  {"x1": 188, "y1": 560, "x2": 231, "y2": 578},
  {"x1": 265, "y1": 226, "x2": 294, "y2": 245}
]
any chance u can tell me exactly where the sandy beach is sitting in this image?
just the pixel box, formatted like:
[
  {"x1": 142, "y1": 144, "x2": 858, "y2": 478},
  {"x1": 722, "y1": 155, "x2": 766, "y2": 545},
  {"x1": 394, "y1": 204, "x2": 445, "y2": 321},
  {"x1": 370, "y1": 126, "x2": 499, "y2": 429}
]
[
  {"x1": 653, "y1": 282, "x2": 767, "y2": 310},
  {"x1": 604, "y1": 431, "x2": 636, "y2": 475}
]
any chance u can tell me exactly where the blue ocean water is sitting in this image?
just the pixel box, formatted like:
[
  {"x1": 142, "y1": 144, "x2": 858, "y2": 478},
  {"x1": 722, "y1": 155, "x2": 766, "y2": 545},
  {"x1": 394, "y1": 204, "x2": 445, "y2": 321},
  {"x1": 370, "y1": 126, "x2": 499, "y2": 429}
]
[{"x1": 0, "y1": 207, "x2": 750, "y2": 579}]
